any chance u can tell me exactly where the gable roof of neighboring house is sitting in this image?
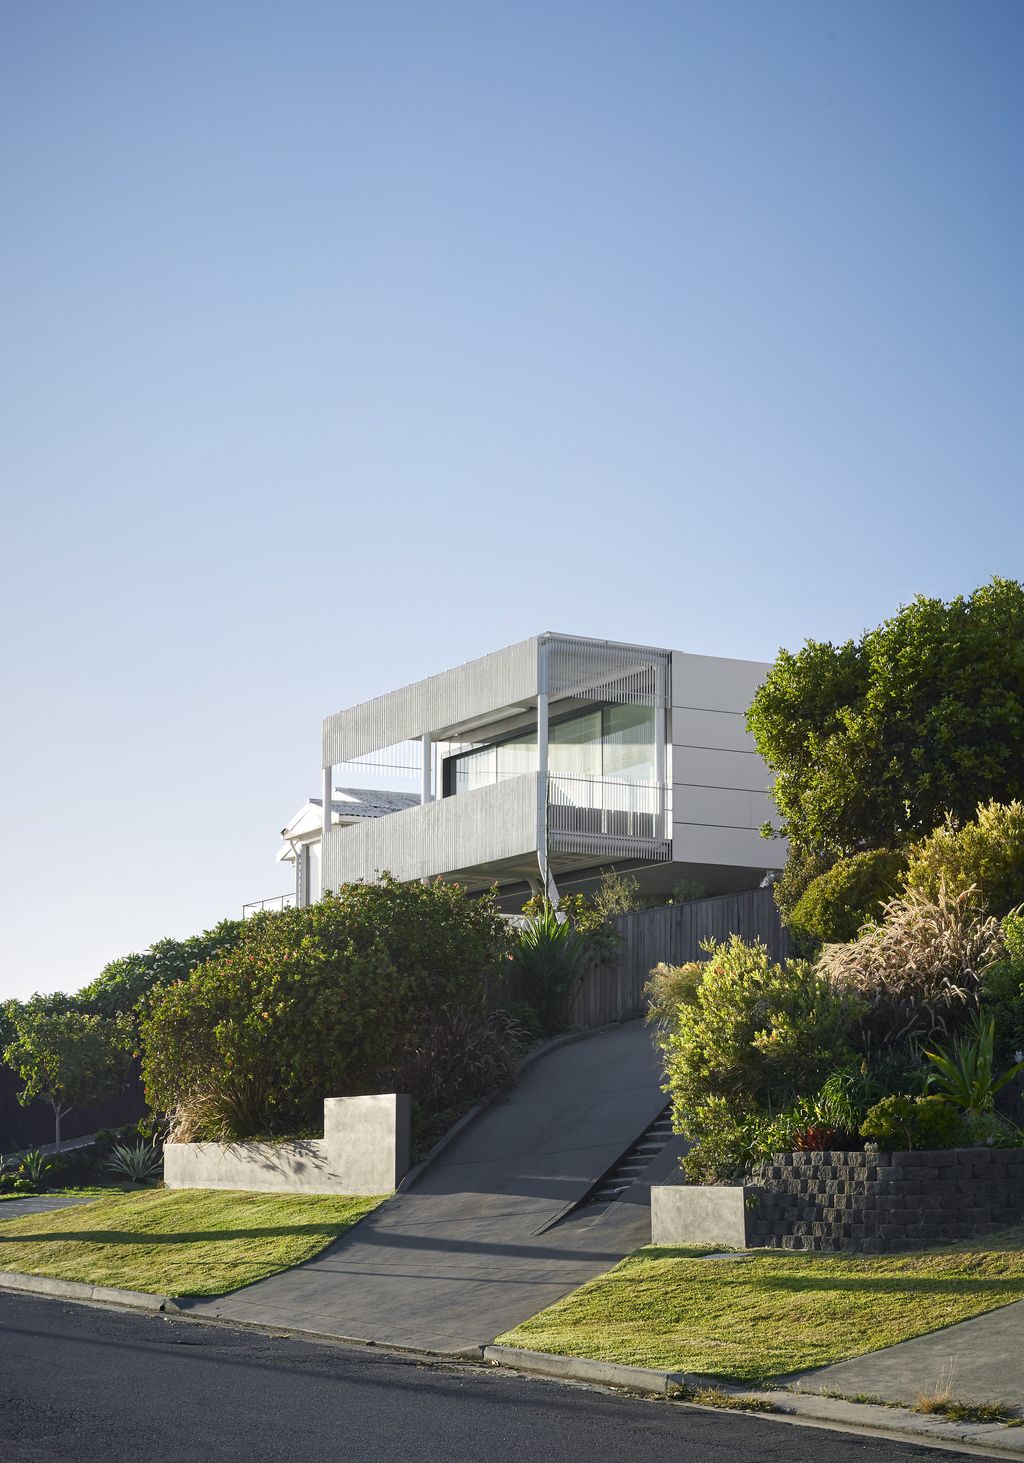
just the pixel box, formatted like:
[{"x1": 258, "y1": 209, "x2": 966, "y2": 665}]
[
  {"x1": 278, "y1": 788, "x2": 420, "y2": 861},
  {"x1": 320, "y1": 788, "x2": 422, "y2": 819}
]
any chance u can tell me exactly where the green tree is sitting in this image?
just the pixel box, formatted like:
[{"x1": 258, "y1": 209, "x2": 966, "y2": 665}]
[
  {"x1": 2, "y1": 1000, "x2": 133, "y2": 1149},
  {"x1": 748, "y1": 578, "x2": 1024, "y2": 859},
  {"x1": 76, "y1": 918, "x2": 244, "y2": 1019}
]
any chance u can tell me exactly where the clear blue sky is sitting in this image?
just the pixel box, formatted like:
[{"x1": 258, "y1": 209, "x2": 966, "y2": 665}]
[{"x1": 2, "y1": 1, "x2": 1021, "y2": 999}]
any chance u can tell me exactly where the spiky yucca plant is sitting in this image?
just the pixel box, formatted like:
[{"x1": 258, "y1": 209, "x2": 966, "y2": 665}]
[{"x1": 104, "y1": 1140, "x2": 163, "y2": 1183}]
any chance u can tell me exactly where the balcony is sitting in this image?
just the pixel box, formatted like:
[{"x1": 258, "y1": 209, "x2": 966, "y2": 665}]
[{"x1": 321, "y1": 773, "x2": 670, "y2": 891}]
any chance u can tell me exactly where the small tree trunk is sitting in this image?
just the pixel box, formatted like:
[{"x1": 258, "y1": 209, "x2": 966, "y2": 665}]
[{"x1": 53, "y1": 1102, "x2": 62, "y2": 1153}]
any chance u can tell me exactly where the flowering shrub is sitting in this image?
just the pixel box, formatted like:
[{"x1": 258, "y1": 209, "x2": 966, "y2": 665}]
[
  {"x1": 859, "y1": 1094, "x2": 965, "y2": 1150},
  {"x1": 648, "y1": 936, "x2": 863, "y2": 1180},
  {"x1": 141, "y1": 875, "x2": 513, "y2": 1141}
]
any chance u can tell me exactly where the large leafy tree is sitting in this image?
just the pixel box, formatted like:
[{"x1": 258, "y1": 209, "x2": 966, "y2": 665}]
[
  {"x1": 748, "y1": 578, "x2": 1024, "y2": 860},
  {"x1": 2, "y1": 998, "x2": 133, "y2": 1149},
  {"x1": 76, "y1": 918, "x2": 244, "y2": 1019}
]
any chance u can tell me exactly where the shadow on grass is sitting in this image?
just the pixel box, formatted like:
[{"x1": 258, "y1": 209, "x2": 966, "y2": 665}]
[
  {"x1": 0, "y1": 1223, "x2": 359, "y2": 1246},
  {"x1": 760, "y1": 1273, "x2": 1024, "y2": 1297}
]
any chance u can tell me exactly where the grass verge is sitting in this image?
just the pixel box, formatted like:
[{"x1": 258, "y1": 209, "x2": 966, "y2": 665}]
[
  {"x1": 0, "y1": 1187, "x2": 382, "y2": 1296},
  {"x1": 497, "y1": 1231, "x2": 1024, "y2": 1385}
]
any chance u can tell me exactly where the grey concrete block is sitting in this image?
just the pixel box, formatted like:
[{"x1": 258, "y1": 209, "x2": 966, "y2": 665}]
[
  {"x1": 164, "y1": 1093, "x2": 410, "y2": 1196},
  {"x1": 650, "y1": 1184, "x2": 750, "y2": 1248}
]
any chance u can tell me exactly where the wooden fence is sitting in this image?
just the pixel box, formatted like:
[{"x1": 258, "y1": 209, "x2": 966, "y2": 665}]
[{"x1": 567, "y1": 887, "x2": 790, "y2": 1030}]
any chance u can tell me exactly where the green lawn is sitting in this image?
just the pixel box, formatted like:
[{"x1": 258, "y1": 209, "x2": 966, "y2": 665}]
[
  {"x1": 0, "y1": 1187, "x2": 382, "y2": 1296},
  {"x1": 497, "y1": 1233, "x2": 1024, "y2": 1385}
]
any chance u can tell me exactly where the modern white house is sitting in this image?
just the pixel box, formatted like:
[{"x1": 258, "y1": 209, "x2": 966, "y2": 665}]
[{"x1": 270, "y1": 632, "x2": 787, "y2": 913}]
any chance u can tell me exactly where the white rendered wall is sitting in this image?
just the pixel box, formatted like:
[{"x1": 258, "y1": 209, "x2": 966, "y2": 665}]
[{"x1": 670, "y1": 651, "x2": 787, "y2": 871}]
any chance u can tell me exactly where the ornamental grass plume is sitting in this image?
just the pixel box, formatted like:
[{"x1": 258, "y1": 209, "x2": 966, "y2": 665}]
[{"x1": 818, "y1": 884, "x2": 1004, "y2": 1048}]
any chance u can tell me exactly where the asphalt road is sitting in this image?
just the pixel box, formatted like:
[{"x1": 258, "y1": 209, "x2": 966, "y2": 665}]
[{"x1": 0, "y1": 1293, "x2": 977, "y2": 1463}]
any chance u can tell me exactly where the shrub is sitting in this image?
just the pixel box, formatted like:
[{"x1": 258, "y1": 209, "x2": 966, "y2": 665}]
[
  {"x1": 819, "y1": 886, "x2": 1005, "y2": 1048},
  {"x1": 902, "y1": 801, "x2": 1024, "y2": 918},
  {"x1": 389, "y1": 1005, "x2": 520, "y2": 1114},
  {"x1": 18, "y1": 1150, "x2": 54, "y2": 1188},
  {"x1": 141, "y1": 875, "x2": 513, "y2": 1142},
  {"x1": 788, "y1": 849, "x2": 907, "y2": 948},
  {"x1": 859, "y1": 1094, "x2": 966, "y2": 1150},
  {"x1": 520, "y1": 882, "x2": 621, "y2": 963},
  {"x1": 771, "y1": 847, "x2": 837, "y2": 923},
  {"x1": 961, "y1": 1110, "x2": 1023, "y2": 1147},
  {"x1": 981, "y1": 912, "x2": 1024, "y2": 1056},
  {"x1": 653, "y1": 936, "x2": 862, "y2": 1141},
  {"x1": 747, "y1": 577, "x2": 1024, "y2": 854},
  {"x1": 645, "y1": 960, "x2": 704, "y2": 1032},
  {"x1": 678, "y1": 1098, "x2": 814, "y2": 1184}
]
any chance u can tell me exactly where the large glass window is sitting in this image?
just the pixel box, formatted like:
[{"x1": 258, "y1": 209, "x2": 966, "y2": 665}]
[
  {"x1": 445, "y1": 705, "x2": 657, "y2": 795},
  {"x1": 453, "y1": 745, "x2": 496, "y2": 794},
  {"x1": 549, "y1": 710, "x2": 602, "y2": 779},
  {"x1": 602, "y1": 704, "x2": 656, "y2": 782}
]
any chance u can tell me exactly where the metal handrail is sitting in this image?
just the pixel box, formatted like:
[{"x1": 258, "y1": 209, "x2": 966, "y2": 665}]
[
  {"x1": 242, "y1": 892, "x2": 296, "y2": 918},
  {"x1": 546, "y1": 774, "x2": 668, "y2": 840}
]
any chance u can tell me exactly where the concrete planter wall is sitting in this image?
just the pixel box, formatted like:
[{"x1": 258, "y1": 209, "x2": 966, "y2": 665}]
[
  {"x1": 651, "y1": 1182, "x2": 750, "y2": 1248},
  {"x1": 652, "y1": 1146, "x2": 1024, "y2": 1253},
  {"x1": 163, "y1": 1094, "x2": 410, "y2": 1196}
]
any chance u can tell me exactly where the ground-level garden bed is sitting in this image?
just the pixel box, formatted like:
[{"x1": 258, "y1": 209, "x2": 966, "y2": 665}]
[
  {"x1": 496, "y1": 1231, "x2": 1024, "y2": 1385},
  {"x1": 0, "y1": 1187, "x2": 381, "y2": 1296}
]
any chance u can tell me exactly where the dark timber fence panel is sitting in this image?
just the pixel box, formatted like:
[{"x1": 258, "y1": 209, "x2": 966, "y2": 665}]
[
  {"x1": 567, "y1": 887, "x2": 790, "y2": 1030},
  {"x1": 0, "y1": 1063, "x2": 147, "y2": 1153}
]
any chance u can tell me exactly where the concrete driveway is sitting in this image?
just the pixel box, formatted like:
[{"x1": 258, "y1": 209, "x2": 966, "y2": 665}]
[{"x1": 181, "y1": 1020, "x2": 678, "y2": 1352}]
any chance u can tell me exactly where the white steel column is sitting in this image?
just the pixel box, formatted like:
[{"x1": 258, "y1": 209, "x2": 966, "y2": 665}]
[
  {"x1": 655, "y1": 659, "x2": 667, "y2": 838},
  {"x1": 421, "y1": 733, "x2": 433, "y2": 805},
  {"x1": 536, "y1": 640, "x2": 550, "y2": 897},
  {"x1": 322, "y1": 766, "x2": 332, "y2": 840}
]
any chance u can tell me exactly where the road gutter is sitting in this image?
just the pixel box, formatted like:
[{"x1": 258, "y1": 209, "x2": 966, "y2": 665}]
[
  {"x1": 482, "y1": 1344, "x2": 1024, "y2": 1460},
  {"x1": 0, "y1": 1269, "x2": 177, "y2": 1313}
]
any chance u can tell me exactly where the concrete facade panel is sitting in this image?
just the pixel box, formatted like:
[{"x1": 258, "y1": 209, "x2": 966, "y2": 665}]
[
  {"x1": 672, "y1": 820, "x2": 785, "y2": 869},
  {"x1": 322, "y1": 773, "x2": 539, "y2": 888},
  {"x1": 673, "y1": 745, "x2": 773, "y2": 793},
  {"x1": 672, "y1": 650, "x2": 768, "y2": 715},
  {"x1": 675, "y1": 785, "x2": 762, "y2": 829},
  {"x1": 650, "y1": 1184, "x2": 749, "y2": 1248},
  {"x1": 671, "y1": 706, "x2": 757, "y2": 754}
]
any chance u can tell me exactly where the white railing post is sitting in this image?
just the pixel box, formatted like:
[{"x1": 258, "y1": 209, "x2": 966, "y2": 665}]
[
  {"x1": 536, "y1": 641, "x2": 550, "y2": 898},
  {"x1": 655, "y1": 659, "x2": 667, "y2": 839},
  {"x1": 420, "y1": 732, "x2": 433, "y2": 805}
]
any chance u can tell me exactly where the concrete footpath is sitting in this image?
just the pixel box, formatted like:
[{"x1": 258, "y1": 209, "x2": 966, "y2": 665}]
[
  {"x1": 0, "y1": 1193, "x2": 95, "y2": 1218},
  {"x1": 789, "y1": 1298, "x2": 1024, "y2": 1410},
  {"x1": 179, "y1": 1020, "x2": 677, "y2": 1352}
]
